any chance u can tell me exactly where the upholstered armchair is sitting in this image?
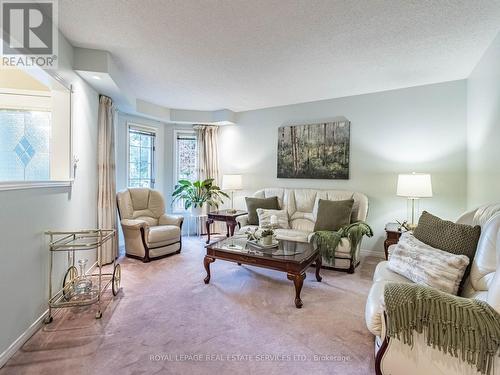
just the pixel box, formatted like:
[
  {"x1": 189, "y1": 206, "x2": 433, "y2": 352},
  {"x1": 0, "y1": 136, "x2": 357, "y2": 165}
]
[{"x1": 117, "y1": 188, "x2": 183, "y2": 262}]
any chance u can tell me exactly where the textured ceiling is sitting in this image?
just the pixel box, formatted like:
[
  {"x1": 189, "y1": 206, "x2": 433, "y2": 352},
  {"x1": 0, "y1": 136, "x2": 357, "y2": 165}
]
[{"x1": 59, "y1": 0, "x2": 500, "y2": 112}]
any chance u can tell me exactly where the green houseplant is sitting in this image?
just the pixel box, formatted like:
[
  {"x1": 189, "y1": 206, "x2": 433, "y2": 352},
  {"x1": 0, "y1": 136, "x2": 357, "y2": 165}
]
[{"x1": 172, "y1": 178, "x2": 229, "y2": 215}]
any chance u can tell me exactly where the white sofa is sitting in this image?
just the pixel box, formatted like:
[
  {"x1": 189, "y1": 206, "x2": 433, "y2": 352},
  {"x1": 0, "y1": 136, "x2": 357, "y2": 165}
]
[
  {"x1": 236, "y1": 188, "x2": 369, "y2": 272},
  {"x1": 365, "y1": 203, "x2": 500, "y2": 374}
]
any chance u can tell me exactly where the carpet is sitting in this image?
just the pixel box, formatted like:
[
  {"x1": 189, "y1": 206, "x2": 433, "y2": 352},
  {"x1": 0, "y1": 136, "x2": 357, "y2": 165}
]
[{"x1": 1, "y1": 236, "x2": 379, "y2": 375}]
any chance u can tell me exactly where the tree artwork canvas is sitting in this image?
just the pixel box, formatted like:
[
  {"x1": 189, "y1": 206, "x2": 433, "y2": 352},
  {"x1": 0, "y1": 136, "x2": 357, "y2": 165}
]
[{"x1": 277, "y1": 121, "x2": 350, "y2": 179}]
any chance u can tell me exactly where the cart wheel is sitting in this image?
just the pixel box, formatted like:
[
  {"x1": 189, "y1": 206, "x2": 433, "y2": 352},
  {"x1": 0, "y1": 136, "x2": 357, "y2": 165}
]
[
  {"x1": 62, "y1": 266, "x2": 78, "y2": 300},
  {"x1": 112, "y1": 263, "x2": 121, "y2": 296},
  {"x1": 95, "y1": 311, "x2": 102, "y2": 319},
  {"x1": 44, "y1": 315, "x2": 53, "y2": 324}
]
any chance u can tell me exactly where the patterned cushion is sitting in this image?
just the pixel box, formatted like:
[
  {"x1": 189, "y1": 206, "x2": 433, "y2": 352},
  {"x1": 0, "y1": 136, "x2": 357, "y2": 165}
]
[
  {"x1": 388, "y1": 232, "x2": 470, "y2": 295},
  {"x1": 245, "y1": 196, "x2": 280, "y2": 225},
  {"x1": 256, "y1": 208, "x2": 290, "y2": 229},
  {"x1": 414, "y1": 211, "x2": 481, "y2": 282}
]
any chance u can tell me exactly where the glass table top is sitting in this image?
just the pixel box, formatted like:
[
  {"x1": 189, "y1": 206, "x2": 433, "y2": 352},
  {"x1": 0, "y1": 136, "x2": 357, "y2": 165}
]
[{"x1": 207, "y1": 236, "x2": 317, "y2": 262}]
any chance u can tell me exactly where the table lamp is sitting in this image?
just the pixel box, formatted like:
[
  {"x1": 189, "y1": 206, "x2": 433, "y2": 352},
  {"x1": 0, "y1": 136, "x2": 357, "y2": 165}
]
[
  {"x1": 396, "y1": 173, "x2": 432, "y2": 229},
  {"x1": 222, "y1": 174, "x2": 242, "y2": 214}
]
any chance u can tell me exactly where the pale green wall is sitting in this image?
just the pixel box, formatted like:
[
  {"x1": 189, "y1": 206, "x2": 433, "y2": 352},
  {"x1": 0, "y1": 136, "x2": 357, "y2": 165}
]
[
  {"x1": 0, "y1": 35, "x2": 99, "y2": 356},
  {"x1": 467, "y1": 32, "x2": 500, "y2": 208},
  {"x1": 219, "y1": 81, "x2": 468, "y2": 254}
]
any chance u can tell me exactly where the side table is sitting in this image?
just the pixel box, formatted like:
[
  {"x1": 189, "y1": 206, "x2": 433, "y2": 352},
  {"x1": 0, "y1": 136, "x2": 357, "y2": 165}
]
[
  {"x1": 206, "y1": 209, "x2": 247, "y2": 244},
  {"x1": 384, "y1": 223, "x2": 403, "y2": 260}
]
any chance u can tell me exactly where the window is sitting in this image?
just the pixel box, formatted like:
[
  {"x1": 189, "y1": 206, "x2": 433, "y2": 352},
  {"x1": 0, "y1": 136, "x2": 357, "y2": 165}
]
[
  {"x1": 0, "y1": 109, "x2": 51, "y2": 181},
  {"x1": 175, "y1": 130, "x2": 197, "y2": 181},
  {"x1": 173, "y1": 130, "x2": 197, "y2": 211},
  {"x1": 128, "y1": 125, "x2": 156, "y2": 188},
  {"x1": 0, "y1": 68, "x2": 71, "y2": 190}
]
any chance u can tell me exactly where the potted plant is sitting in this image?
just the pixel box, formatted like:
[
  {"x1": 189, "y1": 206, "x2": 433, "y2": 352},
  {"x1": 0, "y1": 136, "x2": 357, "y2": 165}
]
[
  {"x1": 172, "y1": 178, "x2": 229, "y2": 215},
  {"x1": 260, "y1": 228, "x2": 274, "y2": 246}
]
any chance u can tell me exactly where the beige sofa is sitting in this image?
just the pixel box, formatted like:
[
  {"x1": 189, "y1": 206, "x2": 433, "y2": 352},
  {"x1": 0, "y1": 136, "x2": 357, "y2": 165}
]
[
  {"x1": 365, "y1": 203, "x2": 500, "y2": 374},
  {"x1": 117, "y1": 188, "x2": 183, "y2": 262},
  {"x1": 236, "y1": 188, "x2": 369, "y2": 272}
]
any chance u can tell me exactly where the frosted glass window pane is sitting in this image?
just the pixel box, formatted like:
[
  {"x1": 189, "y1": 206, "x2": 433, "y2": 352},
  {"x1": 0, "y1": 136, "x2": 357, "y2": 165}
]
[{"x1": 0, "y1": 109, "x2": 51, "y2": 181}]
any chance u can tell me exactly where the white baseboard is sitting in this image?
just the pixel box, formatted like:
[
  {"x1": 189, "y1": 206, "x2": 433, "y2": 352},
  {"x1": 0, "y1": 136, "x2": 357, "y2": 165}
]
[
  {"x1": 0, "y1": 310, "x2": 48, "y2": 368},
  {"x1": 360, "y1": 248, "x2": 385, "y2": 259}
]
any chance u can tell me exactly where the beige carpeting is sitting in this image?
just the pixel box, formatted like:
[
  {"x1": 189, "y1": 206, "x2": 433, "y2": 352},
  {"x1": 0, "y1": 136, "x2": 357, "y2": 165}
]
[{"x1": 1, "y1": 236, "x2": 380, "y2": 375}]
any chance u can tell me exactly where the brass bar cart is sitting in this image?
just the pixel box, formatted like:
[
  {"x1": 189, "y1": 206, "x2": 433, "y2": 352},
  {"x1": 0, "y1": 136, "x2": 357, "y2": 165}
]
[{"x1": 44, "y1": 229, "x2": 121, "y2": 323}]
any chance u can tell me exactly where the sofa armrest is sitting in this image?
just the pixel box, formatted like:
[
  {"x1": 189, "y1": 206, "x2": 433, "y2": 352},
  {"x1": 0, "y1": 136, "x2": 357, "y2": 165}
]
[
  {"x1": 236, "y1": 214, "x2": 249, "y2": 227},
  {"x1": 121, "y1": 219, "x2": 149, "y2": 229},
  {"x1": 159, "y1": 214, "x2": 184, "y2": 227}
]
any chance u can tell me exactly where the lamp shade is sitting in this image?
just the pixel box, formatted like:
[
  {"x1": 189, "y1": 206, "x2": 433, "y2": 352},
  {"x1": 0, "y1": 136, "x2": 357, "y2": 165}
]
[
  {"x1": 396, "y1": 173, "x2": 432, "y2": 198},
  {"x1": 222, "y1": 174, "x2": 242, "y2": 190}
]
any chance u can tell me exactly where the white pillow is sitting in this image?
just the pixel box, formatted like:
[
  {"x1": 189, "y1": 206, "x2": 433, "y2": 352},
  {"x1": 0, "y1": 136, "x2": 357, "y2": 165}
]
[
  {"x1": 256, "y1": 208, "x2": 290, "y2": 229},
  {"x1": 388, "y1": 232, "x2": 469, "y2": 295}
]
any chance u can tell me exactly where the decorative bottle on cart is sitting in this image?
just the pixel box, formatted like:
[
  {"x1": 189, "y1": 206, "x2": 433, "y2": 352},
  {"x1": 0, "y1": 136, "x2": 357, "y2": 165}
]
[{"x1": 74, "y1": 258, "x2": 93, "y2": 297}]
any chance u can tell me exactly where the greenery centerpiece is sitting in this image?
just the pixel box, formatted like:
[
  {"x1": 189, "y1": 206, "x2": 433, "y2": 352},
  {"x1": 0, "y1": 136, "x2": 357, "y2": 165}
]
[{"x1": 172, "y1": 178, "x2": 228, "y2": 215}]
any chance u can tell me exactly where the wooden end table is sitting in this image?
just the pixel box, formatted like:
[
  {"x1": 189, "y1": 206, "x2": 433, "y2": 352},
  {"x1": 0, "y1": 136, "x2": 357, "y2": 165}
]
[
  {"x1": 204, "y1": 237, "x2": 321, "y2": 308},
  {"x1": 384, "y1": 223, "x2": 403, "y2": 259},
  {"x1": 205, "y1": 209, "x2": 247, "y2": 244}
]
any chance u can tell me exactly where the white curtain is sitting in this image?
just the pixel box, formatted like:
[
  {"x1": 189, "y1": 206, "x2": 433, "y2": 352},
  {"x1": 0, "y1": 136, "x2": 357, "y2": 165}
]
[
  {"x1": 194, "y1": 125, "x2": 224, "y2": 234},
  {"x1": 195, "y1": 125, "x2": 220, "y2": 185},
  {"x1": 97, "y1": 95, "x2": 118, "y2": 264}
]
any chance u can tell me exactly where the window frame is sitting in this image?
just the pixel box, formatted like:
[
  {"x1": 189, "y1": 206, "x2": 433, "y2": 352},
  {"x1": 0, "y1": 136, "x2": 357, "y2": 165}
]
[
  {"x1": 126, "y1": 122, "x2": 157, "y2": 189},
  {"x1": 172, "y1": 129, "x2": 198, "y2": 212},
  {"x1": 0, "y1": 86, "x2": 74, "y2": 191}
]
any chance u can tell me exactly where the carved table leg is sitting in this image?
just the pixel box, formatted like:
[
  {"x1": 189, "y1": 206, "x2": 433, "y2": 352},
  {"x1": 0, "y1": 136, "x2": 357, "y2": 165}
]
[
  {"x1": 315, "y1": 254, "x2": 322, "y2": 282},
  {"x1": 287, "y1": 272, "x2": 306, "y2": 308},
  {"x1": 204, "y1": 256, "x2": 215, "y2": 284},
  {"x1": 205, "y1": 219, "x2": 214, "y2": 244},
  {"x1": 228, "y1": 220, "x2": 237, "y2": 237},
  {"x1": 226, "y1": 222, "x2": 230, "y2": 237}
]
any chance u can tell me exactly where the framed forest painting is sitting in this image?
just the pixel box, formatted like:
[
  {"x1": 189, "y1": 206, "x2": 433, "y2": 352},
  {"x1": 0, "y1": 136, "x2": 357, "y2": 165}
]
[{"x1": 277, "y1": 121, "x2": 350, "y2": 179}]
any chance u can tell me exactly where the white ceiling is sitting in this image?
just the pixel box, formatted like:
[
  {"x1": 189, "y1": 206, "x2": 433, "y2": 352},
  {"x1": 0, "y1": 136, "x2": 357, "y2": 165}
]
[{"x1": 59, "y1": 0, "x2": 500, "y2": 112}]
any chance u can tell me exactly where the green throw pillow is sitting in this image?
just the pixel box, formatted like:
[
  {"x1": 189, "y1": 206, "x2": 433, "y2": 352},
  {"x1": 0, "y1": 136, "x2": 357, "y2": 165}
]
[
  {"x1": 314, "y1": 199, "x2": 354, "y2": 232},
  {"x1": 413, "y1": 211, "x2": 481, "y2": 282},
  {"x1": 245, "y1": 196, "x2": 280, "y2": 225}
]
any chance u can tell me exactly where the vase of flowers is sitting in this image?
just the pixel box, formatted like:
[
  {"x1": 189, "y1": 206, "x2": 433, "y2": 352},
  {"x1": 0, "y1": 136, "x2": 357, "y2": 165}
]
[{"x1": 172, "y1": 178, "x2": 228, "y2": 214}]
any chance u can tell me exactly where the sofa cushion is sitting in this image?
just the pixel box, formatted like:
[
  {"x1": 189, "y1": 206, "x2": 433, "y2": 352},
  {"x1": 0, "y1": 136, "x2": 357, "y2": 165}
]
[
  {"x1": 147, "y1": 225, "x2": 181, "y2": 247},
  {"x1": 274, "y1": 228, "x2": 310, "y2": 243},
  {"x1": 373, "y1": 261, "x2": 413, "y2": 284},
  {"x1": 414, "y1": 211, "x2": 481, "y2": 261},
  {"x1": 388, "y1": 232, "x2": 470, "y2": 295},
  {"x1": 365, "y1": 265, "x2": 414, "y2": 337},
  {"x1": 256, "y1": 208, "x2": 289, "y2": 229},
  {"x1": 245, "y1": 196, "x2": 280, "y2": 225},
  {"x1": 314, "y1": 199, "x2": 354, "y2": 232}
]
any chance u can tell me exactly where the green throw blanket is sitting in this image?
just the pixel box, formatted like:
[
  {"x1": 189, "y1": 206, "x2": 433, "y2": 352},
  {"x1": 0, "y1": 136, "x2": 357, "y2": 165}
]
[
  {"x1": 314, "y1": 222, "x2": 373, "y2": 263},
  {"x1": 384, "y1": 283, "x2": 500, "y2": 375}
]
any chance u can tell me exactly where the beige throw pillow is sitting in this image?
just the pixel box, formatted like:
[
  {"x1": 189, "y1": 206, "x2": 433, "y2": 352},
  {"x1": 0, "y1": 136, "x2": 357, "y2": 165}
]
[
  {"x1": 256, "y1": 208, "x2": 290, "y2": 229},
  {"x1": 388, "y1": 232, "x2": 469, "y2": 295}
]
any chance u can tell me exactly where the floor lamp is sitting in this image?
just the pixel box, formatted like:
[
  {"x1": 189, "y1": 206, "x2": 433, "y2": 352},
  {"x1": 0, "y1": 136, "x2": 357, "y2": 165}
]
[
  {"x1": 222, "y1": 174, "x2": 242, "y2": 214},
  {"x1": 397, "y1": 173, "x2": 433, "y2": 229}
]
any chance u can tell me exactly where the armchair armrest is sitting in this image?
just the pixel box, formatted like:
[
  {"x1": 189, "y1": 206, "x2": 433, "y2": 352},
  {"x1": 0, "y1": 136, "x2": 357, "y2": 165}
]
[
  {"x1": 120, "y1": 219, "x2": 149, "y2": 229},
  {"x1": 236, "y1": 214, "x2": 249, "y2": 227},
  {"x1": 159, "y1": 214, "x2": 183, "y2": 227}
]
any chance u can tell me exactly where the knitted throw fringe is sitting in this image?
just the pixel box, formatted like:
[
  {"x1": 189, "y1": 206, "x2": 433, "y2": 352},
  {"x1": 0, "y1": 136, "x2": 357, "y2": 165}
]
[
  {"x1": 314, "y1": 222, "x2": 373, "y2": 263},
  {"x1": 384, "y1": 283, "x2": 500, "y2": 375}
]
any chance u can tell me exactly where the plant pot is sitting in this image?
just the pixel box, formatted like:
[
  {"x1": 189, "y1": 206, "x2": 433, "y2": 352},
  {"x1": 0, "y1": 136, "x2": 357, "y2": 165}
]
[
  {"x1": 191, "y1": 205, "x2": 206, "y2": 216},
  {"x1": 260, "y1": 236, "x2": 273, "y2": 246}
]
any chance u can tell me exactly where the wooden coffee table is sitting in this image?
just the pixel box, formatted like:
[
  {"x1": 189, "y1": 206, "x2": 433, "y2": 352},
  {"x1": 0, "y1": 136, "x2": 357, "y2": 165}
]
[{"x1": 203, "y1": 236, "x2": 321, "y2": 308}]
